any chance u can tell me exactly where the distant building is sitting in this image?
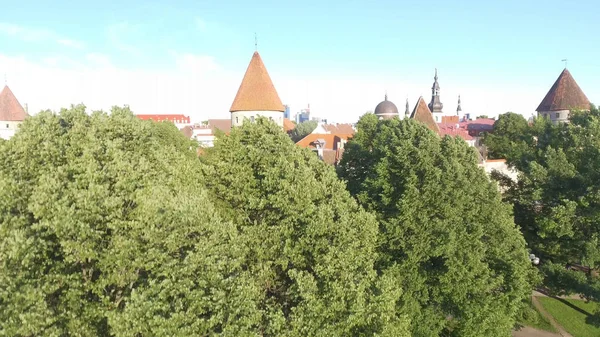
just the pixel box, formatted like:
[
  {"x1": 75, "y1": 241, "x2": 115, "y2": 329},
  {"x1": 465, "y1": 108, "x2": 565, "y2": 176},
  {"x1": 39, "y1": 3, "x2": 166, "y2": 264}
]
[
  {"x1": 296, "y1": 123, "x2": 355, "y2": 165},
  {"x1": 283, "y1": 104, "x2": 291, "y2": 119},
  {"x1": 0, "y1": 85, "x2": 28, "y2": 140},
  {"x1": 230, "y1": 51, "x2": 284, "y2": 127},
  {"x1": 374, "y1": 94, "x2": 400, "y2": 120},
  {"x1": 426, "y1": 69, "x2": 466, "y2": 123},
  {"x1": 296, "y1": 105, "x2": 311, "y2": 123},
  {"x1": 411, "y1": 96, "x2": 440, "y2": 133},
  {"x1": 536, "y1": 68, "x2": 591, "y2": 124},
  {"x1": 135, "y1": 114, "x2": 191, "y2": 129}
]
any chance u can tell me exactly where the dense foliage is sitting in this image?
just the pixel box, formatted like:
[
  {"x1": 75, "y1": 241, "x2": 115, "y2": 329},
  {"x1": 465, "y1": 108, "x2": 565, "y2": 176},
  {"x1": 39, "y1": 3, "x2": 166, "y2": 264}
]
[
  {"x1": 338, "y1": 114, "x2": 533, "y2": 337},
  {"x1": 491, "y1": 106, "x2": 600, "y2": 299},
  {"x1": 483, "y1": 112, "x2": 532, "y2": 160},
  {"x1": 200, "y1": 118, "x2": 409, "y2": 336},
  {"x1": 0, "y1": 105, "x2": 255, "y2": 336},
  {"x1": 0, "y1": 109, "x2": 409, "y2": 336},
  {"x1": 288, "y1": 120, "x2": 317, "y2": 142}
]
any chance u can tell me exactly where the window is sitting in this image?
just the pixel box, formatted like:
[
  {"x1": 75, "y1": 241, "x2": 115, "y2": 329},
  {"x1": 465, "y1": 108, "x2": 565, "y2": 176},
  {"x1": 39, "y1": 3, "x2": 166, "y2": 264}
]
[
  {"x1": 5, "y1": 124, "x2": 8, "y2": 128},
  {"x1": 236, "y1": 117, "x2": 239, "y2": 124},
  {"x1": 555, "y1": 112, "x2": 561, "y2": 119},
  {"x1": 250, "y1": 116, "x2": 255, "y2": 123}
]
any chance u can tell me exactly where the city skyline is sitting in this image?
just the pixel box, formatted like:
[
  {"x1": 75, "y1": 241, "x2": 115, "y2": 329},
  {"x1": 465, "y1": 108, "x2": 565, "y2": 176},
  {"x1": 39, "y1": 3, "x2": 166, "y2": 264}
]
[{"x1": 0, "y1": 0, "x2": 598, "y2": 123}]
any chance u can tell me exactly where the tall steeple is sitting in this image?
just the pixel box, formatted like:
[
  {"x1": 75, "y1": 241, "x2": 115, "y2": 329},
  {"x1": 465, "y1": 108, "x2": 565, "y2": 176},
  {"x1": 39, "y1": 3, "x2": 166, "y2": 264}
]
[
  {"x1": 456, "y1": 95, "x2": 462, "y2": 114},
  {"x1": 405, "y1": 98, "x2": 410, "y2": 116},
  {"x1": 428, "y1": 68, "x2": 443, "y2": 113}
]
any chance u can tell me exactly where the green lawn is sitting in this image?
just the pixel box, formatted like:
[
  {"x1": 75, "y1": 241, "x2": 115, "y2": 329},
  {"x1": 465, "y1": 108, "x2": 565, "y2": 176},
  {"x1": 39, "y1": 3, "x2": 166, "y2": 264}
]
[
  {"x1": 538, "y1": 297, "x2": 600, "y2": 337},
  {"x1": 518, "y1": 300, "x2": 557, "y2": 333}
]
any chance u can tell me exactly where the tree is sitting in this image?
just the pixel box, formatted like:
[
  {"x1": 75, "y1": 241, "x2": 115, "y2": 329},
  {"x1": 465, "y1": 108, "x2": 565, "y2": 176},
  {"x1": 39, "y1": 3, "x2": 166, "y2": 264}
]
[
  {"x1": 497, "y1": 105, "x2": 600, "y2": 300},
  {"x1": 288, "y1": 120, "x2": 318, "y2": 142},
  {"x1": 483, "y1": 112, "x2": 532, "y2": 160},
  {"x1": 338, "y1": 117, "x2": 533, "y2": 336},
  {"x1": 0, "y1": 105, "x2": 257, "y2": 336},
  {"x1": 200, "y1": 117, "x2": 409, "y2": 336}
]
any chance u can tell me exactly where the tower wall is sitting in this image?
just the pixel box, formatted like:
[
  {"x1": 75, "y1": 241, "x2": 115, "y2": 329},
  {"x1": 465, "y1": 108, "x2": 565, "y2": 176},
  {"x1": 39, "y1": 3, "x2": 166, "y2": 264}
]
[{"x1": 231, "y1": 110, "x2": 284, "y2": 127}]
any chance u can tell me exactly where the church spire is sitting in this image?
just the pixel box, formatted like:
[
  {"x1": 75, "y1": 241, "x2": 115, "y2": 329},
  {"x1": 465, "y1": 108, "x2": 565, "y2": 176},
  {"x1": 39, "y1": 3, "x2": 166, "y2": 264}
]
[
  {"x1": 405, "y1": 98, "x2": 410, "y2": 116},
  {"x1": 456, "y1": 95, "x2": 462, "y2": 114},
  {"x1": 428, "y1": 68, "x2": 443, "y2": 113}
]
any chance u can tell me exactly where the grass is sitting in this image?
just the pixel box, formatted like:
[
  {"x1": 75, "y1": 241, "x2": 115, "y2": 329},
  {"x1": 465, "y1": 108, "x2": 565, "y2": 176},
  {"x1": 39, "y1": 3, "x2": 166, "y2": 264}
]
[
  {"x1": 518, "y1": 300, "x2": 557, "y2": 333},
  {"x1": 538, "y1": 297, "x2": 600, "y2": 337}
]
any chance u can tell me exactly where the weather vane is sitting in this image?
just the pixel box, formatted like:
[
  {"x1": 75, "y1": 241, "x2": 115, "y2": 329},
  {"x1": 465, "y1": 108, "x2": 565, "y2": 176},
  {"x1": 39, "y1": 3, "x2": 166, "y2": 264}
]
[
  {"x1": 562, "y1": 59, "x2": 568, "y2": 68},
  {"x1": 255, "y1": 33, "x2": 257, "y2": 51}
]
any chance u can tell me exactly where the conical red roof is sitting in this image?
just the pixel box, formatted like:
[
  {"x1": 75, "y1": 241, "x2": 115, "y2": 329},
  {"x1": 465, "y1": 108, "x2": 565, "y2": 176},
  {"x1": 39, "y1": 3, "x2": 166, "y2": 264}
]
[
  {"x1": 0, "y1": 85, "x2": 27, "y2": 121},
  {"x1": 229, "y1": 52, "x2": 284, "y2": 112},
  {"x1": 536, "y1": 68, "x2": 590, "y2": 112},
  {"x1": 410, "y1": 96, "x2": 440, "y2": 133}
]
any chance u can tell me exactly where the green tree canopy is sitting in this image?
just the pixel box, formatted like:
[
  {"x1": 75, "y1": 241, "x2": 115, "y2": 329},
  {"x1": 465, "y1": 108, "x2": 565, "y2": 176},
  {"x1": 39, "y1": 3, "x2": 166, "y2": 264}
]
[
  {"x1": 288, "y1": 120, "x2": 318, "y2": 142},
  {"x1": 496, "y1": 106, "x2": 600, "y2": 300},
  {"x1": 338, "y1": 117, "x2": 533, "y2": 336},
  {"x1": 199, "y1": 117, "x2": 409, "y2": 336},
  {"x1": 0, "y1": 105, "x2": 259, "y2": 336},
  {"x1": 483, "y1": 112, "x2": 532, "y2": 160}
]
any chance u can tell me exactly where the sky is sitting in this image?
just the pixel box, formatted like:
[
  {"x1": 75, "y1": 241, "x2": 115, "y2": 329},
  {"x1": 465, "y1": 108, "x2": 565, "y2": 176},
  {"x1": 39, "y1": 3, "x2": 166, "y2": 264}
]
[{"x1": 0, "y1": 0, "x2": 598, "y2": 123}]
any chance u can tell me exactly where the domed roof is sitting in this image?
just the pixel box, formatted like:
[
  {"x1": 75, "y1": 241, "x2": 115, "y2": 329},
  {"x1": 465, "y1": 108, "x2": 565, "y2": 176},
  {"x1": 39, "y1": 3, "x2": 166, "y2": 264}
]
[{"x1": 374, "y1": 94, "x2": 399, "y2": 119}]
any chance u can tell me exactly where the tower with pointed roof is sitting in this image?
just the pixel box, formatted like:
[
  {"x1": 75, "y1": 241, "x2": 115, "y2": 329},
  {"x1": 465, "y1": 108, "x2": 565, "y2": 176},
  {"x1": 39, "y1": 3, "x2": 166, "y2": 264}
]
[
  {"x1": 411, "y1": 96, "x2": 440, "y2": 133},
  {"x1": 230, "y1": 51, "x2": 285, "y2": 127},
  {"x1": 428, "y1": 69, "x2": 444, "y2": 123},
  {"x1": 405, "y1": 98, "x2": 410, "y2": 117},
  {"x1": 456, "y1": 95, "x2": 464, "y2": 121},
  {"x1": 536, "y1": 68, "x2": 590, "y2": 124},
  {"x1": 0, "y1": 85, "x2": 28, "y2": 140}
]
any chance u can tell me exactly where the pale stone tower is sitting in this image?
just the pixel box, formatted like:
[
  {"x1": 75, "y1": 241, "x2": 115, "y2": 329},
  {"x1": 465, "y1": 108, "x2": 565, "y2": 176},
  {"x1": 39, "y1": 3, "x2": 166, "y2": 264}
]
[
  {"x1": 0, "y1": 84, "x2": 28, "y2": 140},
  {"x1": 536, "y1": 68, "x2": 590, "y2": 124},
  {"x1": 229, "y1": 51, "x2": 284, "y2": 127}
]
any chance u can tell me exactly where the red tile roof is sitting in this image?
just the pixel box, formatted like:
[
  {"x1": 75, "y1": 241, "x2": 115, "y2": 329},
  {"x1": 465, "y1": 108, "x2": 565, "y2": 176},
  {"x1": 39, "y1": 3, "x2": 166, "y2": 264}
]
[
  {"x1": 207, "y1": 119, "x2": 232, "y2": 134},
  {"x1": 323, "y1": 123, "x2": 355, "y2": 134},
  {"x1": 0, "y1": 85, "x2": 27, "y2": 121},
  {"x1": 536, "y1": 68, "x2": 591, "y2": 112},
  {"x1": 180, "y1": 125, "x2": 193, "y2": 138},
  {"x1": 229, "y1": 52, "x2": 284, "y2": 112},
  {"x1": 441, "y1": 115, "x2": 459, "y2": 124},
  {"x1": 136, "y1": 114, "x2": 191, "y2": 123},
  {"x1": 296, "y1": 133, "x2": 352, "y2": 150},
  {"x1": 410, "y1": 97, "x2": 440, "y2": 133},
  {"x1": 283, "y1": 118, "x2": 295, "y2": 132},
  {"x1": 438, "y1": 124, "x2": 474, "y2": 140}
]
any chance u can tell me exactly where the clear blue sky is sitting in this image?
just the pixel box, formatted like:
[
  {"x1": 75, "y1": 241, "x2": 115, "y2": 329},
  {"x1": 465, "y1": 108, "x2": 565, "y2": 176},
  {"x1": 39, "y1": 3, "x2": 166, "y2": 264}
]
[{"x1": 0, "y1": 0, "x2": 598, "y2": 120}]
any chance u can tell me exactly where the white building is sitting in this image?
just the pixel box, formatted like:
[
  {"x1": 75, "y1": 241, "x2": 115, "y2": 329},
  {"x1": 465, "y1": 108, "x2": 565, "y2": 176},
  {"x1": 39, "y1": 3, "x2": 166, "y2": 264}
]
[{"x1": 0, "y1": 85, "x2": 28, "y2": 140}]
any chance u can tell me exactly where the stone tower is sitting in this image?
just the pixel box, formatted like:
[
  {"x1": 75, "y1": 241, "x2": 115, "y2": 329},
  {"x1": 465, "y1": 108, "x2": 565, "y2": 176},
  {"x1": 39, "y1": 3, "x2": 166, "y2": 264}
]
[{"x1": 230, "y1": 51, "x2": 284, "y2": 127}]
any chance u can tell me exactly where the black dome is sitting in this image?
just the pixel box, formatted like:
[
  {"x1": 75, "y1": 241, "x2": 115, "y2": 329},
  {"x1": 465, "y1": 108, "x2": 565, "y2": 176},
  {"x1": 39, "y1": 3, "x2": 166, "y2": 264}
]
[{"x1": 374, "y1": 95, "x2": 399, "y2": 119}]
